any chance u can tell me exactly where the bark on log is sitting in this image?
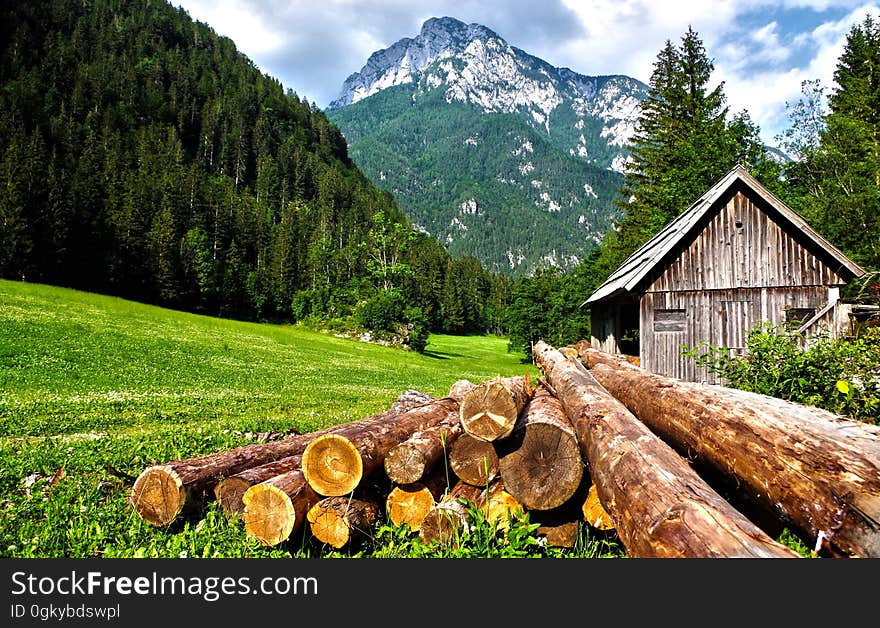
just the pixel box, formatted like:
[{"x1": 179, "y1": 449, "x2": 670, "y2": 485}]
[
  {"x1": 242, "y1": 468, "x2": 320, "y2": 547},
  {"x1": 384, "y1": 413, "x2": 461, "y2": 485},
  {"x1": 302, "y1": 397, "x2": 461, "y2": 497},
  {"x1": 214, "y1": 454, "x2": 302, "y2": 518},
  {"x1": 419, "y1": 480, "x2": 488, "y2": 548},
  {"x1": 449, "y1": 432, "x2": 499, "y2": 486},
  {"x1": 307, "y1": 494, "x2": 381, "y2": 549},
  {"x1": 587, "y1": 358, "x2": 880, "y2": 558},
  {"x1": 130, "y1": 389, "x2": 433, "y2": 526},
  {"x1": 533, "y1": 340, "x2": 801, "y2": 558},
  {"x1": 498, "y1": 386, "x2": 584, "y2": 510},
  {"x1": 448, "y1": 379, "x2": 478, "y2": 401},
  {"x1": 459, "y1": 376, "x2": 533, "y2": 441}
]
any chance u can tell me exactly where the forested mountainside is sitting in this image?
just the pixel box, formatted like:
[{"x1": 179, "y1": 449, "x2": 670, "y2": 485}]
[
  {"x1": 0, "y1": 0, "x2": 508, "y2": 335},
  {"x1": 327, "y1": 17, "x2": 650, "y2": 276}
]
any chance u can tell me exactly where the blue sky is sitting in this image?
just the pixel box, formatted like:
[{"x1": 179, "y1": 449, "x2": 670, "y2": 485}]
[{"x1": 171, "y1": 1, "x2": 880, "y2": 145}]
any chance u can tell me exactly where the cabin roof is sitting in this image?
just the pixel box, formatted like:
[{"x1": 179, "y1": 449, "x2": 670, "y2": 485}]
[{"x1": 583, "y1": 164, "x2": 866, "y2": 307}]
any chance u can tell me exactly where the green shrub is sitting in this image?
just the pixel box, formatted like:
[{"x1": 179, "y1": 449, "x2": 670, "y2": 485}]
[{"x1": 683, "y1": 323, "x2": 880, "y2": 423}]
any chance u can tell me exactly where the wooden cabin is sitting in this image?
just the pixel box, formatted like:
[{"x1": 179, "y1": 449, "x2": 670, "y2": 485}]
[{"x1": 583, "y1": 164, "x2": 866, "y2": 383}]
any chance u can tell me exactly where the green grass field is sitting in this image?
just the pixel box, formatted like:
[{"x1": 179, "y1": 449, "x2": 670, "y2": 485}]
[{"x1": 0, "y1": 279, "x2": 626, "y2": 558}]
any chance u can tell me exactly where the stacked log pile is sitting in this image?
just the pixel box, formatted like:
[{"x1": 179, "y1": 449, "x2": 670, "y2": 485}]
[{"x1": 128, "y1": 341, "x2": 880, "y2": 558}]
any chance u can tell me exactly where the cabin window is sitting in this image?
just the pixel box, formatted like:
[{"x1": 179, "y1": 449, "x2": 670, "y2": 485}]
[
  {"x1": 654, "y1": 308, "x2": 686, "y2": 332},
  {"x1": 785, "y1": 307, "x2": 815, "y2": 327}
]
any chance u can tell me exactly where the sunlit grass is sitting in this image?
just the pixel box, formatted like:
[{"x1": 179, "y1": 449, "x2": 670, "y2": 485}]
[{"x1": 0, "y1": 280, "x2": 624, "y2": 559}]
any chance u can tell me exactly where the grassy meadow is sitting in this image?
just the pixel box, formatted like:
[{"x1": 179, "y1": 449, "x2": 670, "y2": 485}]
[{"x1": 0, "y1": 279, "x2": 625, "y2": 558}]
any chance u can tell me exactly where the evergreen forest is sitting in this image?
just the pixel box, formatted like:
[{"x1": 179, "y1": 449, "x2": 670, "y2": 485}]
[{"x1": 0, "y1": 0, "x2": 510, "y2": 352}]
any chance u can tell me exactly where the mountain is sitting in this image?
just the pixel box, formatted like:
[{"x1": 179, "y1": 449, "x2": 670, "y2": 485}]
[
  {"x1": 0, "y1": 1, "x2": 508, "y2": 336},
  {"x1": 326, "y1": 16, "x2": 650, "y2": 275}
]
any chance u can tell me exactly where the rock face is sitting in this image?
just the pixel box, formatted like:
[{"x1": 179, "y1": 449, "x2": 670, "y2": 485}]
[
  {"x1": 329, "y1": 16, "x2": 648, "y2": 173},
  {"x1": 326, "y1": 17, "x2": 650, "y2": 275}
]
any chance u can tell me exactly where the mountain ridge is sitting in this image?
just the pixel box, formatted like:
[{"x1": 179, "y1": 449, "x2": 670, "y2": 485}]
[{"x1": 326, "y1": 16, "x2": 650, "y2": 275}]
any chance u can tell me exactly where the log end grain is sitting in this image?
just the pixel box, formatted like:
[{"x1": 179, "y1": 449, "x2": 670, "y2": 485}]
[
  {"x1": 499, "y1": 422, "x2": 584, "y2": 511},
  {"x1": 582, "y1": 484, "x2": 615, "y2": 531},
  {"x1": 130, "y1": 465, "x2": 186, "y2": 527},
  {"x1": 385, "y1": 483, "x2": 438, "y2": 532},
  {"x1": 302, "y1": 434, "x2": 363, "y2": 497},
  {"x1": 460, "y1": 380, "x2": 518, "y2": 441},
  {"x1": 536, "y1": 521, "x2": 580, "y2": 548},
  {"x1": 307, "y1": 501, "x2": 351, "y2": 549},
  {"x1": 383, "y1": 445, "x2": 427, "y2": 485},
  {"x1": 449, "y1": 433, "x2": 499, "y2": 486},
  {"x1": 483, "y1": 487, "x2": 524, "y2": 532},
  {"x1": 242, "y1": 484, "x2": 296, "y2": 547},
  {"x1": 214, "y1": 476, "x2": 251, "y2": 518},
  {"x1": 419, "y1": 504, "x2": 468, "y2": 548}
]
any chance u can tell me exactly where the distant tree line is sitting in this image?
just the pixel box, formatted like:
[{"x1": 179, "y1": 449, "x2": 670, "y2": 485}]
[{"x1": 0, "y1": 0, "x2": 510, "y2": 351}]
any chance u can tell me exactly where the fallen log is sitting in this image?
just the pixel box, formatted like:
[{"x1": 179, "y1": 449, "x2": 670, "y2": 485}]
[
  {"x1": 302, "y1": 397, "x2": 461, "y2": 497},
  {"x1": 498, "y1": 386, "x2": 584, "y2": 510},
  {"x1": 419, "y1": 480, "x2": 487, "y2": 548},
  {"x1": 533, "y1": 340, "x2": 801, "y2": 558},
  {"x1": 214, "y1": 454, "x2": 302, "y2": 518},
  {"x1": 448, "y1": 432, "x2": 499, "y2": 486},
  {"x1": 242, "y1": 468, "x2": 320, "y2": 547},
  {"x1": 385, "y1": 468, "x2": 451, "y2": 533},
  {"x1": 130, "y1": 389, "x2": 433, "y2": 526},
  {"x1": 307, "y1": 493, "x2": 382, "y2": 549},
  {"x1": 459, "y1": 376, "x2": 533, "y2": 441},
  {"x1": 587, "y1": 358, "x2": 880, "y2": 558},
  {"x1": 482, "y1": 479, "x2": 524, "y2": 532},
  {"x1": 383, "y1": 414, "x2": 462, "y2": 485}
]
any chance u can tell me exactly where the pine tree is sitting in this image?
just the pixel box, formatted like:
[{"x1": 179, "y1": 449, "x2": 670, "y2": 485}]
[
  {"x1": 601, "y1": 26, "x2": 772, "y2": 274},
  {"x1": 792, "y1": 16, "x2": 880, "y2": 275}
]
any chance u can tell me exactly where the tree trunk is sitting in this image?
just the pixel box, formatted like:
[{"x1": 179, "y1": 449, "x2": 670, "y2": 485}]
[
  {"x1": 418, "y1": 480, "x2": 487, "y2": 548},
  {"x1": 307, "y1": 494, "x2": 381, "y2": 549},
  {"x1": 385, "y1": 468, "x2": 451, "y2": 533},
  {"x1": 587, "y1": 358, "x2": 880, "y2": 558},
  {"x1": 302, "y1": 397, "x2": 461, "y2": 497},
  {"x1": 449, "y1": 432, "x2": 499, "y2": 486},
  {"x1": 498, "y1": 386, "x2": 584, "y2": 510},
  {"x1": 242, "y1": 468, "x2": 320, "y2": 547},
  {"x1": 533, "y1": 341, "x2": 801, "y2": 558},
  {"x1": 214, "y1": 454, "x2": 302, "y2": 518},
  {"x1": 130, "y1": 389, "x2": 433, "y2": 526},
  {"x1": 383, "y1": 413, "x2": 461, "y2": 485},
  {"x1": 459, "y1": 375, "x2": 533, "y2": 441}
]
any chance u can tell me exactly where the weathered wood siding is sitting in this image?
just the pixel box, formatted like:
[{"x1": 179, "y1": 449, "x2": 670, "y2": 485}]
[
  {"x1": 645, "y1": 190, "x2": 845, "y2": 293},
  {"x1": 640, "y1": 287, "x2": 833, "y2": 383}
]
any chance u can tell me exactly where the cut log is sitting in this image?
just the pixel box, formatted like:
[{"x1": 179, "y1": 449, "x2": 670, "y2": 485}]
[
  {"x1": 582, "y1": 483, "x2": 615, "y2": 531},
  {"x1": 448, "y1": 432, "x2": 499, "y2": 486},
  {"x1": 419, "y1": 480, "x2": 487, "y2": 548},
  {"x1": 302, "y1": 397, "x2": 461, "y2": 497},
  {"x1": 307, "y1": 494, "x2": 381, "y2": 549},
  {"x1": 448, "y1": 379, "x2": 478, "y2": 401},
  {"x1": 242, "y1": 468, "x2": 320, "y2": 547},
  {"x1": 384, "y1": 414, "x2": 461, "y2": 485},
  {"x1": 533, "y1": 340, "x2": 801, "y2": 558},
  {"x1": 587, "y1": 358, "x2": 880, "y2": 558},
  {"x1": 536, "y1": 521, "x2": 580, "y2": 549},
  {"x1": 459, "y1": 375, "x2": 533, "y2": 441},
  {"x1": 130, "y1": 389, "x2": 433, "y2": 526},
  {"x1": 482, "y1": 479, "x2": 524, "y2": 532},
  {"x1": 498, "y1": 386, "x2": 584, "y2": 510},
  {"x1": 214, "y1": 454, "x2": 302, "y2": 518}
]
